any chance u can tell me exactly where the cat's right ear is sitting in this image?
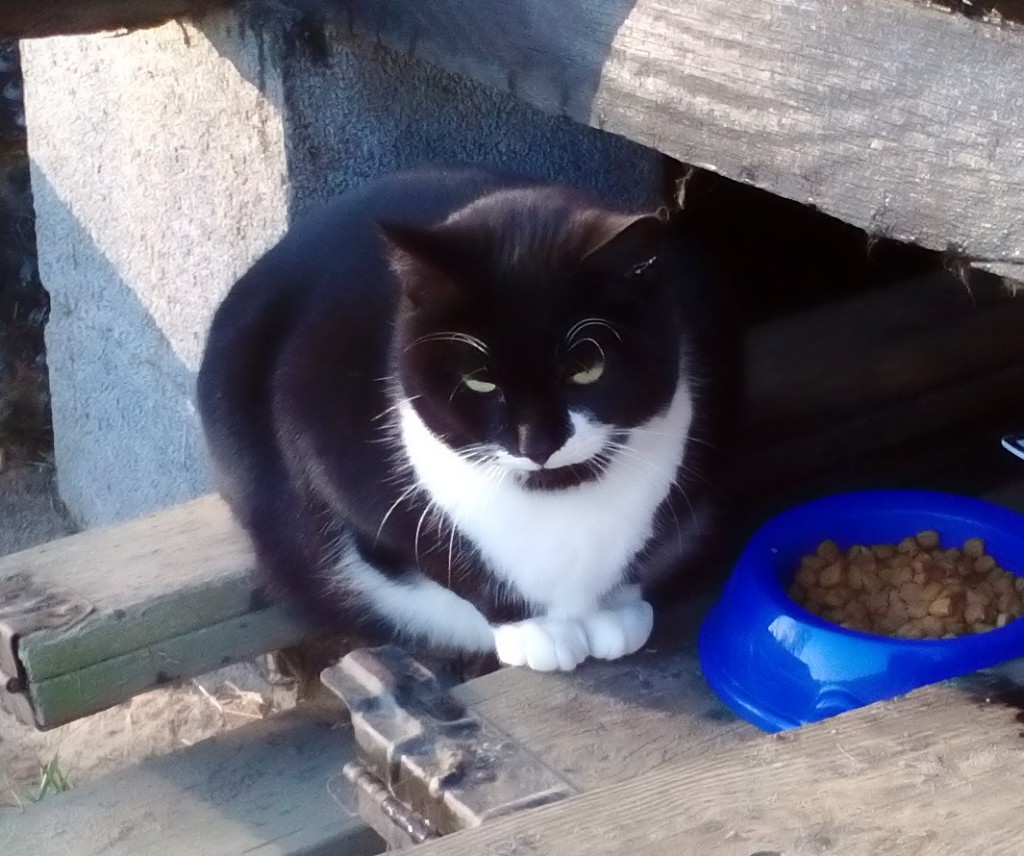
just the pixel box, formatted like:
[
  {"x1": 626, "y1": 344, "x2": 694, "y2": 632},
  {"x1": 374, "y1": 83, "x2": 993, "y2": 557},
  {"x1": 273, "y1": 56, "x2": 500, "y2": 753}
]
[{"x1": 377, "y1": 220, "x2": 458, "y2": 307}]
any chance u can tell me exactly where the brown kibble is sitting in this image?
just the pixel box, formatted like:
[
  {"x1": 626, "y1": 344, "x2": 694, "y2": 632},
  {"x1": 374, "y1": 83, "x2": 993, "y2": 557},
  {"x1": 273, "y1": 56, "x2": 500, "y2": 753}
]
[
  {"x1": 891, "y1": 564, "x2": 913, "y2": 586},
  {"x1": 899, "y1": 581, "x2": 922, "y2": 601},
  {"x1": 822, "y1": 588, "x2": 845, "y2": 608},
  {"x1": 887, "y1": 601, "x2": 909, "y2": 626},
  {"x1": 845, "y1": 600, "x2": 869, "y2": 625},
  {"x1": 907, "y1": 600, "x2": 929, "y2": 620},
  {"x1": 817, "y1": 539, "x2": 841, "y2": 562},
  {"x1": 819, "y1": 561, "x2": 843, "y2": 588},
  {"x1": 795, "y1": 565, "x2": 818, "y2": 589},
  {"x1": 801, "y1": 554, "x2": 827, "y2": 573},
  {"x1": 897, "y1": 536, "x2": 920, "y2": 556},
  {"x1": 963, "y1": 538, "x2": 985, "y2": 559},
  {"x1": 790, "y1": 533, "x2": 1022, "y2": 640}
]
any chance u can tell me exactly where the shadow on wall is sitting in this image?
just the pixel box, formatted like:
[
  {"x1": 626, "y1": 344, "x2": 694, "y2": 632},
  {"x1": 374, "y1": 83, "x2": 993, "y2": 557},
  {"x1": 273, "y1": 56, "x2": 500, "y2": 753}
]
[
  {"x1": 299, "y1": 0, "x2": 641, "y2": 119},
  {"x1": 199, "y1": 1, "x2": 657, "y2": 218},
  {"x1": 29, "y1": 169, "x2": 210, "y2": 526}
]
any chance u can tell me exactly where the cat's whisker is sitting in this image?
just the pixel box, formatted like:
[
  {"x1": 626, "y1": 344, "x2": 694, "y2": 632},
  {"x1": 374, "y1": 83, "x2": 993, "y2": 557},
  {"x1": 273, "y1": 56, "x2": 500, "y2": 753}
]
[
  {"x1": 675, "y1": 484, "x2": 699, "y2": 529},
  {"x1": 413, "y1": 501, "x2": 439, "y2": 566},
  {"x1": 565, "y1": 317, "x2": 621, "y2": 346},
  {"x1": 405, "y1": 331, "x2": 489, "y2": 355},
  {"x1": 371, "y1": 394, "x2": 421, "y2": 424},
  {"x1": 447, "y1": 525, "x2": 456, "y2": 588},
  {"x1": 569, "y1": 336, "x2": 606, "y2": 362},
  {"x1": 374, "y1": 482, "x2": 422, "y2": 545}
]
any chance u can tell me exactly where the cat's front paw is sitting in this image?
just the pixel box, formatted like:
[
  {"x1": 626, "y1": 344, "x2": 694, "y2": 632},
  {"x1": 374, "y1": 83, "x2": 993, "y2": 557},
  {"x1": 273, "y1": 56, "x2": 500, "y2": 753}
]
[
  {"x1": 581, "y1": 597, "x2": 654, "y2": 661},
  {"x1": 492, "y1": 617, "x2": 590, "y2": 672}
]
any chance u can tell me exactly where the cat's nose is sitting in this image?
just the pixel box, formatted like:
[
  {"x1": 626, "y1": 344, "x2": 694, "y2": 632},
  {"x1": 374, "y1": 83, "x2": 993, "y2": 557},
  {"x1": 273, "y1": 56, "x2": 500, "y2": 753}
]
[{"x1": 516, "y1": 423, "x2": 565, "y2": 466}]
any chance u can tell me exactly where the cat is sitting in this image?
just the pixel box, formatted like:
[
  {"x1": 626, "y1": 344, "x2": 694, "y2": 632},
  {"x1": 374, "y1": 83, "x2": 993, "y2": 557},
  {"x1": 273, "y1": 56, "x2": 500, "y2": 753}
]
[{"x1": 197, "y1": 166, "x2": 735, "y2": 672}]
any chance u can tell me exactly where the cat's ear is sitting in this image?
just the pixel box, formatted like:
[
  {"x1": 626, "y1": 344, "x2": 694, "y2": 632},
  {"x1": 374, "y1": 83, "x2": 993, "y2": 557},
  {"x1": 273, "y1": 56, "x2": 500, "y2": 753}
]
[
  {"x1": 581, "y1": 213, "x2": 665, "y2": 283},
  {"x1": 377, "y1": 220, "x2": 460, "y2": 307}
]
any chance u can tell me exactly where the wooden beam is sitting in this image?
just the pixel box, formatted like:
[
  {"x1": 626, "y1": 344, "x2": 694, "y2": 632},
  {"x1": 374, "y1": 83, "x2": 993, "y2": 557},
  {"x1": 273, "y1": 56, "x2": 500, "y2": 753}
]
[
  {"x1": 339, "y1": 0, "x2": 1024, "y2": 282},
  {"x1": 4, "y1": 705, "x2": 382, "y2": 856},
  {"x1": 0, "y1": 0, "x2": 226, "y2": 39},
  {"x1": 0, "y1": 495, "x2": 311, "y2": 728},
  {"x1": 405, "y1": 668, "x2": 1024, "y2": 855}
]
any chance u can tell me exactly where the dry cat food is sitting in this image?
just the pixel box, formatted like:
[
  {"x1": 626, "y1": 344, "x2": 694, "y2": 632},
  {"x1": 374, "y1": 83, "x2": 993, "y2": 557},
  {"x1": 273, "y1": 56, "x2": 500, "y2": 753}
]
[{"x1": 789, "y1": 532, "x2": 1024, "y2": 638}]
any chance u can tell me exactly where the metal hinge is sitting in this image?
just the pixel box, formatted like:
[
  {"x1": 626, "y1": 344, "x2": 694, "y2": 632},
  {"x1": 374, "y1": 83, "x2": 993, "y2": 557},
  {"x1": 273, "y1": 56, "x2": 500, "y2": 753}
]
[{"x1": 321, "y1": 646, "x2": 575, "y2": 845}]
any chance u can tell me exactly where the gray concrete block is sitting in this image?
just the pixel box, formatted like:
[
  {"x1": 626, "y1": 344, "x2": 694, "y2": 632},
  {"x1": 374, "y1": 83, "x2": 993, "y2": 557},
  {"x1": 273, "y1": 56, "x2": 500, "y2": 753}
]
[{"x1": 21, "y1": 8, "x2": 662, "y2": 526}]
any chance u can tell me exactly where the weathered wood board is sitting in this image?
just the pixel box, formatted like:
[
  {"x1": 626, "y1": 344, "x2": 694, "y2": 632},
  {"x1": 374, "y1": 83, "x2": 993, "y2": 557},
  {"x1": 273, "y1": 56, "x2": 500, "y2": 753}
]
[
  {"x1": 406, "y1": 663, "x2": 1024, "y2": 855},
  {"x1": 0, "y1": 495, "x2": 310, "y2": 728},
  {"x1": 738, "y1": 272, "x2": 1024, "y2": 495},
  {"x1": 449, "y1": 607, "x2": 758, "y2": 794},
  {"x1": 337, "y1": 0, "x2": 1024, "y2": 283},
  {"x1": 0, "y1": 0, "x2": 226, "y2": 38},
  {"x1": 0, "y1": 704, "x2": 383, "y2": 856}
]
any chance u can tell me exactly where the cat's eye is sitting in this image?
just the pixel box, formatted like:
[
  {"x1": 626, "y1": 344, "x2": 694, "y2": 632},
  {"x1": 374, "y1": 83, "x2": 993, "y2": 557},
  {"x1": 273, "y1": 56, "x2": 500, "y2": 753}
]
[
  {"x1": 569, "y1": 361, "x2": 605, "y2": 385},
  {"x1": 463, "y1": 376, "x2": 497, "y2": 394}
]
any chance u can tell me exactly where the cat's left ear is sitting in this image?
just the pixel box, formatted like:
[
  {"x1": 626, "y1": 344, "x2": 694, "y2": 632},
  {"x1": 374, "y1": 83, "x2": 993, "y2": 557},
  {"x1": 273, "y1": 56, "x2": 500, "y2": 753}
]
[
  {"x1": 377, "y1": 220, "x2": 460, "y2": 306},
  {"x1": 581, "y1": 213, "x2": 665, "y2": 283}
]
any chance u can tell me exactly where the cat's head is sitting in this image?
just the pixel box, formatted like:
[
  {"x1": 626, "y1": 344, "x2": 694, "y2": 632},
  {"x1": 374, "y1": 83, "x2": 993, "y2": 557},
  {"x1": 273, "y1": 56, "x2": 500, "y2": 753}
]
[{"x1": 380, "y1": 187, "x2": 686, "y2": 490}]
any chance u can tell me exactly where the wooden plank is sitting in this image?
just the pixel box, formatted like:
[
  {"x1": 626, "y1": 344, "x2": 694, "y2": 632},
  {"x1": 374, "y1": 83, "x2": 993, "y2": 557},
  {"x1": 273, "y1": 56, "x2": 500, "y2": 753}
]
[
  {"x1": 0, "y1": 0, "x2": 226, "y2": 38},
  {"x1": 339, "y1": 0, "x2": 1024, "y2": 282},
  {"x1": 735, "y1": 360, "x2": 1024, "y2": 499},
  {"x1": 0, "y1": 495, "x2": 311, "y2": 728},
  {"x1": 744, "y1": 273, "x2": 1024, "y2": 442},
  {"x1": 0, "y1": 704, "x2": 383, "y2": 856},
  {"x1": 406, "y1": 667, "x2": 1024, "y2": 855},
  {"x1": 449, "y1": 602, "x2": 760, "y2": 792}
]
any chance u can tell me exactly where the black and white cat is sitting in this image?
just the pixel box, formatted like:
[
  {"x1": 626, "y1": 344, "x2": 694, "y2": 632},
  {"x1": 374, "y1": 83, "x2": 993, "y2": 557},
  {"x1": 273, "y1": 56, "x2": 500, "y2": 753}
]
[{"x1": 197, "y1": 166, "x2": 734, "y2": 672}]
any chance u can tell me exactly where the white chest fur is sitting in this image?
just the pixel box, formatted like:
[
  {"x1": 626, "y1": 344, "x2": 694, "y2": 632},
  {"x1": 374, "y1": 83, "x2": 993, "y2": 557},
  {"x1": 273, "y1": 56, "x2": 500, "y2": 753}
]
[{"x1": 397, "y1": 380, "x2": 693, "y2": 618}]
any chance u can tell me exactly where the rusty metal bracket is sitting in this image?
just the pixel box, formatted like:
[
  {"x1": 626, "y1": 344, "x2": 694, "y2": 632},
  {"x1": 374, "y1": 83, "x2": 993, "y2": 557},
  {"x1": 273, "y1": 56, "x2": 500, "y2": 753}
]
[
  {"x1": 321, "y1": 646, "x2": 575, "y2": 840},
  {"x1": 0, "y1": 572, "x2": 93, "y2": 726}
]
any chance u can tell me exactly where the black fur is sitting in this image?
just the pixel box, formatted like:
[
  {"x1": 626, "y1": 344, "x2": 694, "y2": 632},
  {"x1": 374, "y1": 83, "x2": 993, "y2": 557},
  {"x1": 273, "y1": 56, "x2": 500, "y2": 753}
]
[{"x1": 197, "y1": 166, "x2": 736, "y2": 646}]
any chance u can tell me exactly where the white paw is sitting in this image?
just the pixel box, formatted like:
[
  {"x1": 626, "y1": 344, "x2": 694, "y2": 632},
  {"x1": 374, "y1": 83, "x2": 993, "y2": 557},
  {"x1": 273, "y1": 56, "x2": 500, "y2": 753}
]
[
  {"x1": 492, "y1": 617, "x2": 590, "y2": 672},
  {"x1": 581, "y1": 597, "x2": 653, "y2": 661}
]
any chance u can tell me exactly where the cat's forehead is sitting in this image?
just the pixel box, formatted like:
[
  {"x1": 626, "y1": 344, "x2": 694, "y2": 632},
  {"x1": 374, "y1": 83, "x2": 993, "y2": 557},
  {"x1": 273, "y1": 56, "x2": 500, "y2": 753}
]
[{"x1": 446, "y1": 187, "x2": 612, "y2": 268}]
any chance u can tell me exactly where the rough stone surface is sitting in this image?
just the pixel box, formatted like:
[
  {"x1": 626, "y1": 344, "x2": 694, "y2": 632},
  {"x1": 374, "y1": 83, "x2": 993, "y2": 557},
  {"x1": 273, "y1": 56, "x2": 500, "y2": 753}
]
[
  {"x1": 21, "y1": 14, "x2": 290, "y2": 525},
  {"x1": 21, "y1": 8, "x2": 662, "y2": 526}
]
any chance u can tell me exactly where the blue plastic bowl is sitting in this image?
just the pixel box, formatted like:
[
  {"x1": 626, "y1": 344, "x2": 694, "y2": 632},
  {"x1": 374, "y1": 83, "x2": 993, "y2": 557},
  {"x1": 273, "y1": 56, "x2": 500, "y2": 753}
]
[{"x1": 698, "y1": 490, "x2": 1024, "y2": 732}]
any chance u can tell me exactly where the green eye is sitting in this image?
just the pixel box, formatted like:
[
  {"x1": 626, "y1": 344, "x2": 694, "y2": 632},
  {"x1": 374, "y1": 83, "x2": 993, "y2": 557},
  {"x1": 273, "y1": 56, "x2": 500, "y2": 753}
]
[
  {"x1": 569, "y1": 361, "x2": 604, "y2": 385},
  {"x1": 463, "y1": 376, "x2": 497, "y2": 393}
]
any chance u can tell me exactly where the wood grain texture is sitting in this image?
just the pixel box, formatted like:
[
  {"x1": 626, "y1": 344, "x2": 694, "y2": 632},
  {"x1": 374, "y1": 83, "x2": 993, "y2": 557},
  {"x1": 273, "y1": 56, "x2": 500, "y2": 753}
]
[
  {"x1": 744, "y1": 274, "x2": 1024, "y2": 441},
  {"x1": 410, "y1": 672, "x2": 1024, "y2": 855},
  {"x1": 451, "y1": 602, "x2": 761, "y2": 793},
  {"x1": 340, "y1": 0, "x2": 1024, "y2": 282},
  {"x1": 0, "y1": 0, "x2": 226, "y2": 38},
  {"x1": 0, "y1": 495, "x2": 311, "y2": 727},
  {"x1": 1, "y1": 705, "x2": 382, "y2": 856}
]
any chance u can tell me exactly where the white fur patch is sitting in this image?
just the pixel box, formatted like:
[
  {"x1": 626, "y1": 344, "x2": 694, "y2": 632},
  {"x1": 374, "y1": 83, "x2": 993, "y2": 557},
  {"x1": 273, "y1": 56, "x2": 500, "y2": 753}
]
[
  {"x1": 398, "y1": 376, "x2": 694, "y2": 620},
  {"x1": 494, "y1": 412, "x2": 611, "y2": 470},
  {"x1": 336, "y1": 539, "x2": 494, "y2": 652},
  {"x1": 492, "y1": 585, "x2": 653, "y2": 671}
]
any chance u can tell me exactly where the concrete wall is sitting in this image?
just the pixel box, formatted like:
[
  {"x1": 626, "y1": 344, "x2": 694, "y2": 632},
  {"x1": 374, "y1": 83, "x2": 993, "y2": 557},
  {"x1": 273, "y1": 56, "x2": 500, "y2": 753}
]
[{"x1": 21, "y1": 7, "x2": 662, "y2": 527}]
